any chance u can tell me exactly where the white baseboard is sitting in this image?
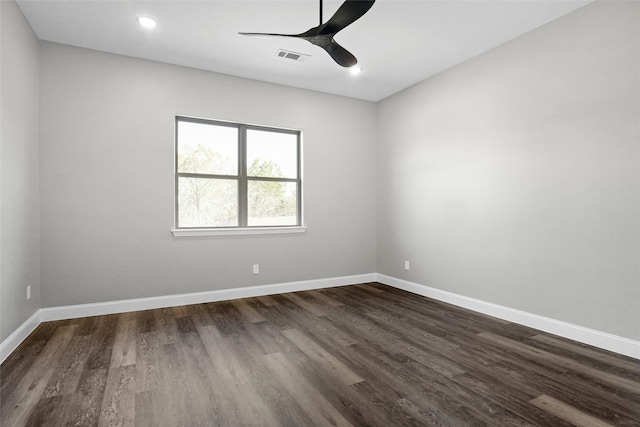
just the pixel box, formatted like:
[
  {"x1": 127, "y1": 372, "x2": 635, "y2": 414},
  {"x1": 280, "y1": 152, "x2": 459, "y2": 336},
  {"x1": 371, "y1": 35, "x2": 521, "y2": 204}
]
[
  {"x1": 376, "y1": 274, "x2": 640, "y2": 360},
  {"x1": 0, "y1": 310, "x2": 42, "y2": 364},
  {"x1": 3, "y1": 272, "x2": 638, "y2": 363},
  {"x1": 37, "y1": 273, "x2": 377, "y2": 322}
]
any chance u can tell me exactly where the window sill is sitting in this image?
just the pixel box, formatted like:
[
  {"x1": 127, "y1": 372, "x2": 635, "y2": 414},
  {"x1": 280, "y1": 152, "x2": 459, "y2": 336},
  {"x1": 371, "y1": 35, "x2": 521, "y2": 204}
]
[{"x1": 171, "y1": 226, "x2": 307, "y2": 237}]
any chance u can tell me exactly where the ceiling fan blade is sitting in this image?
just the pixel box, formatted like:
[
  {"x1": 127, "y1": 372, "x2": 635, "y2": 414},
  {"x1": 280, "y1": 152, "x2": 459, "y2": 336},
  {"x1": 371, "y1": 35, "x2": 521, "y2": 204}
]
[
  {"x1": 238, "y1": 32, "x2": 299, "y2": 38},
  {"x1": 320, "y1": 0, "x2": 375, "y2": 35},
  {"x1": 321, "y1": 40, "x2": 358, "y2": 67}
]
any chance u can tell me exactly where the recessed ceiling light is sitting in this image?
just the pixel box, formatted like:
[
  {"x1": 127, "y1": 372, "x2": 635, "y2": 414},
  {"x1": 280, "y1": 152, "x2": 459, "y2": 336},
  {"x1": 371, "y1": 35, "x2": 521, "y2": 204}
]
[
  {"x1": 349, "y1": 66, "x2": 362, "y2": 75},
  {"x1": 137, "y1": 16, "x2": 157, "y2": 29}
]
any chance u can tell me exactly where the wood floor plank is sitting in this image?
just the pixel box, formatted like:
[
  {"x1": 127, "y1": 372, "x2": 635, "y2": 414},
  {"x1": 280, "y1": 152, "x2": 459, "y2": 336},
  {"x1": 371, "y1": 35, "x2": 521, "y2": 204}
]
[
  {"x1": 186, "y1": 302, "x2": 215, "y2": 327},
  {"x1": 172, "y1": 326, "x2": 226, "y2": 426},
  {"x1": 136, "y1": 310, "x2": 157, "y2": 334},
  {"x1": 253, "y1": 301, "x2": 295, "y2": 329},
  {"x1": 530, "y1": 394, "x2": 616, "y2": 427},
  {"x1": 452, "y1": 340, "x2": 640, "y2": 425},
  {"x1": 43, "y1": 333, "x2": 92, "y2": 398},
  {"x1": 284, "y1": 339, "x2": 435, "y2": 427},
  {"x1": 284, "y1": 322, "x2": 490, "y2": 425},
  {"x1": 110, "y1": 312, "x2": 137, "y2": 368},
  {"x1": 18, "y1": 389, "x2": 67, "y2": 425},
  {"x1": 281, "y1": 328, "x2": 363, "y2": 385},
  {"x1": 479, "y1": 332, "x2": 640, "y2": 395},
  {"x1": 86, "y1": 315, "x2": 118, "y2": 370},
  {"x1": 134, "y1": 390, "x2": 169, "y2": 427},
  {"x1": 231, "y1": 298, "x2": 268, "y2": 323},
  {"x1": 60, "y1": 365, "x2": 109, "y2": 426},
  {"x1": 99, "y1": 364, "x2": 136, "y2": 427},
  {"x1": 363, "y1": 309, "x2": 461, "y2": 352},
  {"x1": 243, "y1": 320, "x2": 296, "y2": 355},
  {"x1": 1, "y1": 339, "x2": 47, "y2": 398},
  {"x1": 2, "y1": 283, "x2": 639, "y2": 426},
  {"x1": 453, "y1": 372, "x2": 576, "y2": 427},
  {"x1": 207, "y1": 301, "x2": 246, "y2": 335},
  {"x1": 281, "y1": 292, "x2": 328, "y2": 316},
  {"x1": 388, "y1": 353, "x2": 537, "y2": 426},
  {"x1": 257, "y1": 294, "x2": 278, "y2": 306},
  {"x1": 307, "y1": 289, "x2": 345, "y2": 307},
  {"x1": 281, "y1": 347, "x2": 408, "y2": 427},
  {"x1": 210, "y1": 326, "x2": 319, "y2": 427},
  {"x1": 529, "y1": 334, "x2": 640, "y2": 379},
  {"x1": 395, "y1": 395, "x2": 463, "y2": 427},
  {"x1": 262, "y1": 351, "x2": 354, "y2": 427},
  {"x1": 56, "y1": 317, "x2": 118, "y2": 426},
  {"x1": 197, "y1": 324, "x2": 281, "y2": 426},
  {"x1": 278, "y1": 302, "x2": 358, "y2": 347},
  {"x1": 1, "y1": 325, "x2": 77, "y2": 426},
  {"x1": 155, "y1": 343, "x2": 192, "y2": 425},
  {"x1": 319, "y1": 307, "x2": 466, "y2": 379},
  {"x1": 137, "y1": 345, "x2": 188, "y2": 426},
  {"x1": 154, "y1": 308, "x2": 179, "y2": 345},
  {"x1": 135, "y1": 332, "x2": 159, "y2": 393}
]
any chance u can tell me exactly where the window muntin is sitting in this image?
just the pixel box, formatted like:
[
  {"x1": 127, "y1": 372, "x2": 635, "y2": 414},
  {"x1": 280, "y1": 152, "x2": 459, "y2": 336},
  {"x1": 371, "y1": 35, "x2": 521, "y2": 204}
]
[{"x1": 175, "y1": 116, "x2": 301, "y2": 229}]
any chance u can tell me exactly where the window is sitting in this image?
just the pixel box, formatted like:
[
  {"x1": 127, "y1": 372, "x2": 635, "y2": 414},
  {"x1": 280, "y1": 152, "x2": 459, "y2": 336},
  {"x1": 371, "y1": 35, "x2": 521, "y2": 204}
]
[{"x1": 174, "y1": 116, "x2": 302, "y2": 232}]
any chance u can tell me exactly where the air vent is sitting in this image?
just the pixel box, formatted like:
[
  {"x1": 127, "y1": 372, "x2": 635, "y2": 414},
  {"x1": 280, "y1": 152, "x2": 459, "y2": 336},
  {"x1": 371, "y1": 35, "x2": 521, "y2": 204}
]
[{"x1": 276, "y1": 49, "x2": 310, "y2": 62}]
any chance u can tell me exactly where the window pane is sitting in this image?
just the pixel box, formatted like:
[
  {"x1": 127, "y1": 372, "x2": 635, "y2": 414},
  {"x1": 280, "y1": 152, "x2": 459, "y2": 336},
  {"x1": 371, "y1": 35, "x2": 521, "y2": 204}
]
[
  {"x1": 246, "y1": 129, "x2": 297, "y2": 179},
  {"x1": 178, "y1": 177, "x2": 238, "y2": 227},
  {"x1": 177, "y1": 121, "x2": 238, "y2": 175},
  {"x1": 248, "y1": 180, "x2": 297, "y2": 226}
]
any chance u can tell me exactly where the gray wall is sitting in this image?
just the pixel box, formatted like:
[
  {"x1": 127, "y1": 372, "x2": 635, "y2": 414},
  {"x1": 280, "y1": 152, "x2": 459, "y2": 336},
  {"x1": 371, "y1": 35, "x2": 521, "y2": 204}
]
[
  {"x1": 39, "y1": 43, "x2": 377, "y2": 307},
  {"x1": 1, "y1": 0, "x2": 41, "y2": 342},
  {"x1": 377, "y1": 1, "x2": 639, "y2": 340}
]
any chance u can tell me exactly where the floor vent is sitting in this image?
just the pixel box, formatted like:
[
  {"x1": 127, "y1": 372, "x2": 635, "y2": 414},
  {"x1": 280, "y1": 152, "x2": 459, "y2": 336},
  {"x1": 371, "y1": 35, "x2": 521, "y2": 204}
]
[{"x1": 276, "y1": 49, "x2": 310, "y2": 62}]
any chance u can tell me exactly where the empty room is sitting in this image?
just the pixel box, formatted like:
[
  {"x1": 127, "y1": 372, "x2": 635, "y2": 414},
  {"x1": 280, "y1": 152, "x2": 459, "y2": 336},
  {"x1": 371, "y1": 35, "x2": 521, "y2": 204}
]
[{"x1": 1, "y1": 0, "x2": 638, "y2": 425}]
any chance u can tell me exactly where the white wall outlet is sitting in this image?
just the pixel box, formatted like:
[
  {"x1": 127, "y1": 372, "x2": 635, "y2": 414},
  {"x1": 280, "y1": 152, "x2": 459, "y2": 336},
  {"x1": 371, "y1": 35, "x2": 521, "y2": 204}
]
[
  {"x1": 253, "y1": 264, "x2": 260, "y2": 275},
  {"x1": 26, "y1": 285, "x2": 31, "y2": 300},
  {"x1": 404, "y1": 261, "x2": 410, "y2": 271}
]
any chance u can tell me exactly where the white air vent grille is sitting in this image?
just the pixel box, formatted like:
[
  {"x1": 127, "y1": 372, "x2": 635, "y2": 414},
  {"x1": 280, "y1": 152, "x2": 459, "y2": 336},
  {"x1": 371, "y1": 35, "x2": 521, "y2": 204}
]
[{"x1": 276, "y1": 49, "x2": 310, "y2": 62}]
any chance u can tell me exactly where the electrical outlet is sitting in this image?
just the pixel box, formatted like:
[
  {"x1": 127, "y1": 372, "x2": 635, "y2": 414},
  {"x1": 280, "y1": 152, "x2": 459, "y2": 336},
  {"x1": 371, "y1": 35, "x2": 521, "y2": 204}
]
[
  {"x1": 27, "y1": 285, "x2": 31, "y2": 300},
  {"x1": 253, "y1": 264, "x2": 260, "y2": 275},
  {"x1": 404, "y1": 261, "x2": 410, "y2": 271}
]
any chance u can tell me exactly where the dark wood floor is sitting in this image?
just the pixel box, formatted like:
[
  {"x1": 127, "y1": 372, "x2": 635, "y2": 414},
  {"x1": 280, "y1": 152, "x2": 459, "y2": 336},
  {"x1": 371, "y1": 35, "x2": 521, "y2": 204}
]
[{"x1": 1, "y1": 283, "x2": 639, "y2": 426}]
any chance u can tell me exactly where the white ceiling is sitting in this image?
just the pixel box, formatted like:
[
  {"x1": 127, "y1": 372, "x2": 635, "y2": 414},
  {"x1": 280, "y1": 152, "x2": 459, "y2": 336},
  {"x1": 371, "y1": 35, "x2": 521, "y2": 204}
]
[{"x1": 17, "y1": 0, "x2": 591, "y2": 102}]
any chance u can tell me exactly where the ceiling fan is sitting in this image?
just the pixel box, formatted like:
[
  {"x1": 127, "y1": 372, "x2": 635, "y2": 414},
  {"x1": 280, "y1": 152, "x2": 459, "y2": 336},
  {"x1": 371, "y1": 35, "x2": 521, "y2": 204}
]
[{"x1": 239, "y1": 0, "x2": 376, "y2": 68}]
